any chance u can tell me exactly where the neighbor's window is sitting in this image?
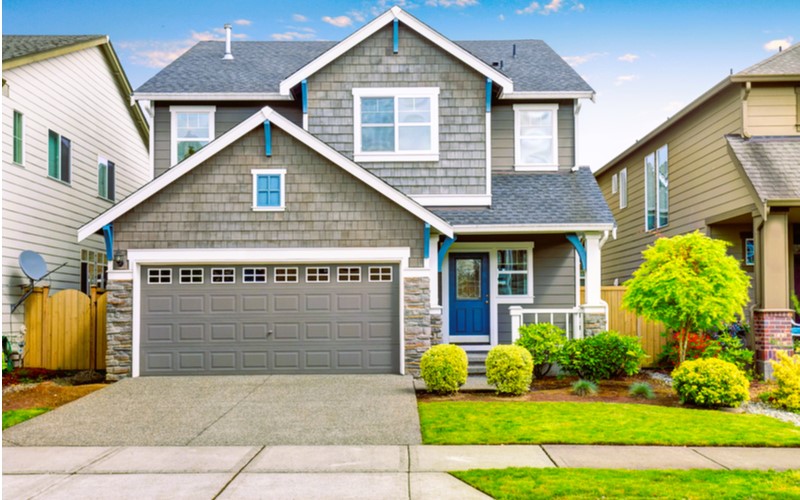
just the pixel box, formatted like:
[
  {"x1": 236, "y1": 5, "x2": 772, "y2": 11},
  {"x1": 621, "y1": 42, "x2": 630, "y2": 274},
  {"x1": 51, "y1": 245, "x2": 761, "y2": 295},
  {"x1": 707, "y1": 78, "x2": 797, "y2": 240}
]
[
  {"x1": 97, "y1": 156, "x2": 116, "y2": 201},
  {"x1": 13, "y1": 110, "x2": 24, "y2": 165},
  {"x1": 513, "y1": 103, "x2": 558, "y2": 170},
  {"x1": 497, "y1": 249, "x2": 529, "y2": 296},
  {"x1": 80, "y1": 249, "x2": 107, "y2": 293},
  {"x1": 48, "y1": 130, "x2": 71, "y2": 183},
  {"x1": 619, "y1": 168, "x2": 628, "y2": 209},
  {"x1": 251, "y1": 168, "x2": 286, "y2": 211},
  {"x1": 644, "y1": 145, "x2": 668, "y2": 230},
  {"x1": 611, "y1": 174, "x2": 618, "y2": 194},
  {"x1": 170, "y1": 106, "x2": 215, "y2": 165},
  {"x1": 352, "y1": 87, "x2": 439, "y2": 161},
  {"x1": 745, "y1": 238, "x2": 755, "y2": 266}
]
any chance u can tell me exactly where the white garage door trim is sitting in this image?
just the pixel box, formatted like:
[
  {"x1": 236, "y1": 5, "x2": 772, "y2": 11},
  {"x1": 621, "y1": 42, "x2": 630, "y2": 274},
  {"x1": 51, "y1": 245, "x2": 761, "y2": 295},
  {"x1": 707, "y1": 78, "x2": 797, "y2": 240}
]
[{"x1": 124, "y1": 247, "x2": 411, "y2": 377}]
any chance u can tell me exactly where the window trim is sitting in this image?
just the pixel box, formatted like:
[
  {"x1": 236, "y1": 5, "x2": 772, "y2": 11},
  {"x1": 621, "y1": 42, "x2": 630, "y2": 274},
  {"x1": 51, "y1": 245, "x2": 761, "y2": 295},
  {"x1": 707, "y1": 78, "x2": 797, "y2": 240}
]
[
  {"x1": 619, "y1": 168, "x2": 628, "y2": 209},
  {"x1": 513, "y1": 103, "x2": 559, "y2": 171},
  {"x1": 352, "y1": 87, "x2": 440, "y2": 162},
  {"x1": 611, "y1": 174, "x2": 618, "y2": 194},
  {"x1": 337, "y1": 266, "x2": 362, "y2": 283},
  {"x1": 496, "y1": 248, "x2": 534, "y2": 301},
  {"x1": 251, "y1": 168, "x2": 286, "y2": 211},
  {"x1": 644, "y1": 144, "x2": 668, "y2": 231},
  {"x1": 97, "y1": 155, "x2": 116, "y2": 202},
  {"x1": 47, "y1": 130, "x2": 72, "y2": 184},
  {"x1": 12, "y1": 110, "x2": 24, "y2": 166},
  {"x1": 179, "y1": 268, "x2": 204, "y2": 284},
  {"x1": 170, "y1": 105, "x2": 216, "y2": 166}
]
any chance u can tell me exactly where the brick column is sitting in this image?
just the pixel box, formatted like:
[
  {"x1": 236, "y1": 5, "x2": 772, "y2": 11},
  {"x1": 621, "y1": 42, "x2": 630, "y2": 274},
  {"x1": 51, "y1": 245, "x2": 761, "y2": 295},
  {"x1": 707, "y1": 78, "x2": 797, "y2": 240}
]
[
  {"x1": 752, "y1": 309, "x2": 794, "y2": 379},
  {"x1": 105, "y1": 279, "x2": 133, "y2": 381},
  {"x1": 404, "y1": 276, "x2": 432, "y2": 377}
]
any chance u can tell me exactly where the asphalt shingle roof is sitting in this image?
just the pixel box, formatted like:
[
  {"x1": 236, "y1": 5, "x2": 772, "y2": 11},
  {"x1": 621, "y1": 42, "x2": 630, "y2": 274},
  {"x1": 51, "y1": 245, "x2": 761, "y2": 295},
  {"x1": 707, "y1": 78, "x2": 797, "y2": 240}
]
[
  {"x1": 136, "y1": 39, "x2": 592, "y2": 94},
  {"x1": 432, "y1": 168, "x2": 615, "y2": 227},
  {"x1": 2, "y1": 35, "x2": 104, "y2": 61},
  {"x1": 736, "y1": 43, "x2": 800, "y2": 77},
  {"x1": 726, "y1": 135, "x2": 800, "y2": 202}
]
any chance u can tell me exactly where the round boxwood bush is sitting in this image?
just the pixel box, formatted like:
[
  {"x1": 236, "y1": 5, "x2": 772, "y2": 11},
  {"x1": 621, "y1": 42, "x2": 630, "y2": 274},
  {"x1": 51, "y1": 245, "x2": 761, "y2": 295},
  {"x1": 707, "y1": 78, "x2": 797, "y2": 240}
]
[
  {"x1": 419, "y1": 344, "x2": 468, "y2": 395},
  {"x1": 671, "y1": 358, "x2": 750, "y2": 408},
  {"x1": 514, "y1": 322, "x2": 566, "y2": 378},
  {"x1": 486, "y1": 345, "x2": 533, "y2": 396}
]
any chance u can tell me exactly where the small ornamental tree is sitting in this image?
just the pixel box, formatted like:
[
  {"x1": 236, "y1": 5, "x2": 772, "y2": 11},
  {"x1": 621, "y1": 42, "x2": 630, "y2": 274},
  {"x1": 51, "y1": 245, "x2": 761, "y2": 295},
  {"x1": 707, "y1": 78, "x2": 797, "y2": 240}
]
[{"x1": 622, "y1": 231, "x2": 749, "y2": 365}]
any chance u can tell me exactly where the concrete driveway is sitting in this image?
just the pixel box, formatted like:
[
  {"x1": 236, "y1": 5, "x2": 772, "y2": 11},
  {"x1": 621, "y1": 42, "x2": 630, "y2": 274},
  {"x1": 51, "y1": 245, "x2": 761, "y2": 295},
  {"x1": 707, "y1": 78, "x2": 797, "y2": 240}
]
[{"x1": 2, "y1": 375, "x2": 421, "y2": 446}]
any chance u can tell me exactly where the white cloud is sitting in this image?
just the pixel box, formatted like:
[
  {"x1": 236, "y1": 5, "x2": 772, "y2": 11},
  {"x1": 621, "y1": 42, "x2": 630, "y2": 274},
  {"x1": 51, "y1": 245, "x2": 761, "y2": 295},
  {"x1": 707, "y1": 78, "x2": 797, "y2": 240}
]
[
  {"x1": 233, "y1": 19, "x2": 252, "y2": 26},
  {"x1": 322, "y1": 15, "x2": 353, "y2": 27},
  {"x1": 349, "y1": 10, "x2": 367, "y2": 22},
  {"x1": 542, "y1": 0, "x2": 563, "y2": 15},
  {"x1": 292, "y1": 14, "x2": 308, "y2": 22},
  {"x1": 662, "y1": 101, "x2": 684, "y2": 115},
  {"x1": 516, "y1": 1, "x2": 540, "y2": 14},
  {"x1": 614, "y1": 74, "x2": 639, "y2": 86},
  {"x1": 425, "y1": 0, "x2": 478, "y2": 7},
  {"x1": 120, "y1": 25, "x2": 248, "y2": 68},
  {"x1": 562, "y1": 52, "x2": 604, "y2": 67},
  {"x1": 763, "y1": 37, "x2": 793, "y2": 52},
  {"x1": 498, "y1": 14, "x2": 505, "y2": 21},
  {"x1": 517, "y1": 0, "x2": 581, "y2": 15},
  {"x1": 572, "y1": 2, "x2": 585, "y2": 11},
  {"x1": 618, "y1": 53, "x2": 639, "y2": 63},
  {"x1": 271, "y1": 30, "x2": 317, "y2": 41}
]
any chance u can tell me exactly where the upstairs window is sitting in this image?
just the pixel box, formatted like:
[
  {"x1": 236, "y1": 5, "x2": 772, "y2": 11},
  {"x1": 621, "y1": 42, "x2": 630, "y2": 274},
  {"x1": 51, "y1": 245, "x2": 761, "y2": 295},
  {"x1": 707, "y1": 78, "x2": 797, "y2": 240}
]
[
  {"x1": 48, "y1": 130, "x2": 71, "y2": 183},
  {"x1": 513, "y1": 104, "x2": 559, "y2": 171},
  {"x1": 645, "y1": 145, "x2": 668, "y2": 231},
  {"x1": 97, "y1": 156, "x2": 116, "y2": 201},
  {"x1": 251, "y1": 169, "x2": 286, "y2": 211},
  {"x1": 352, "y1": 87, "x2": 439, "y2": 162},
  {"x1": 170, "y1": 106, "x2": 215, "y2": 165},
  {"x1": 13, "y1": 110, "x2": 24, "y2": 165},
  {"x1": 619, "y1": 168, "x2": 628, "y2": 209}
]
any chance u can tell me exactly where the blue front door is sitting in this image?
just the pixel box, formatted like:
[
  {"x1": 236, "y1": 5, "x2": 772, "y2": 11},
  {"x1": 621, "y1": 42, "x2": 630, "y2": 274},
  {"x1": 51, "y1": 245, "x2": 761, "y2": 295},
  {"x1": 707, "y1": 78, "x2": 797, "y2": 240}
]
[{"x1": 449, "y1": 253, "x2": 490, "y2": 342}]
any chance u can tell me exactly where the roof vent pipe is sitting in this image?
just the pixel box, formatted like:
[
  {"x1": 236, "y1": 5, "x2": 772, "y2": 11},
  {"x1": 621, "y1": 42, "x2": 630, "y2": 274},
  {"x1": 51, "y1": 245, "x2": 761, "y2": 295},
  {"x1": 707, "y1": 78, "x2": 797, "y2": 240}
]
[
  {"x1": 223, "y1": 23, "x2": 234, "y2": 60},
  {"x1": 512, "y1": 43, "x2": 516, "y2": 58}
]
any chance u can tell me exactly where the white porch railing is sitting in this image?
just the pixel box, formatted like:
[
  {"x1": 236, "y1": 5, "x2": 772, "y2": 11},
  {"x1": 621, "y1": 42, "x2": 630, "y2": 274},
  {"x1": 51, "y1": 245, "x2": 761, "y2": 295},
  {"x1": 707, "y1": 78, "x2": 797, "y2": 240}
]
[{"x1": 509, "y1": 306, "x2": 584, "y2": 341}]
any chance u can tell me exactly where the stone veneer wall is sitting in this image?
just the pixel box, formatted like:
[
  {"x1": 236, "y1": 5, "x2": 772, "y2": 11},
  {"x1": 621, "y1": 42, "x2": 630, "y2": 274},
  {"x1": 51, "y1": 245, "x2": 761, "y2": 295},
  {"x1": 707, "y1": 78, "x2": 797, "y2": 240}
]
[
  {"x1": 404, "y1": 276, "x2": 433, "y2": 376},
  {"x1": 752, "y1": 309, "x2": 794, "y2": 379},
  {"x1": 106, "y1": 279, "x2": 133, "y2": 381},
  {"x1": 583, "y1": 313, "x2": 607, "y2": 337}
]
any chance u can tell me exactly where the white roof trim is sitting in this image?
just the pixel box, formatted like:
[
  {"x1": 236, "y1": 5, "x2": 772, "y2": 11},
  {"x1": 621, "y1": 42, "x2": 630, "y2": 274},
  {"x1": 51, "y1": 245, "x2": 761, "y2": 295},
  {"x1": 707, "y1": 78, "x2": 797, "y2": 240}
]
[
  {"x1": 278, "y1": 6, "x2": 513, "y2": 95},
  {"x1": 501, "y1": 91, "x2": 595, "y2": 100},
  {"x1": 453, "y1": 223, "x2": 615, "y2": 234},
  {"x1": 133, "y1": 92, "x2": 293, "y2": 102},
  {"x1": 78, "y1": 106, "x2": 453, "y2": 241}
]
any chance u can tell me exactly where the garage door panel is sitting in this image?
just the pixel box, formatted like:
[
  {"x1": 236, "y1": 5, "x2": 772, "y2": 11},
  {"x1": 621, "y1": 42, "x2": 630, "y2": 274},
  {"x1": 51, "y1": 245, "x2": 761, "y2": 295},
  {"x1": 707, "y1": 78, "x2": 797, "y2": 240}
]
[
  {"x1": 242, "y1": 352, "x2": 269, "y2": 369},
  {"x1": 178, "y1": 296, "x2": 204, "y2": 313},
  {"x1": 178, "y1": 352, "x2": 204, "y2": 370},
  {"x1": 368, "y1": 294, "x2": 393, "y2": 311},
  {"x1": 210, "y1": 295, "x2": 237, "y2": 313},
  {"x1": 305, "y1": 351, "x2": 331, "y2": 369},
  {"x1": 242, "y1": 295, "x2": 269, "y2": 312},
  {"x1": 337, "y1": 350, "x2": 362, "y2": 368},
  {"x1": 242, "y1": 323, "x2": 269, "y2": 341},
  {"x1": 146, "y1": 296, "x2": 173, "y2": 314},
  {"x1": 305, "y1": 294, "x2": 331, "y2": 312},
  {"x1": 273, "y1": 351, "x2": 300, "y2": 370},
  {"x1": 210, "y1": 352, "x2": 237, "y2": 370},
  {"x1": 337, "y1": 294, "x2": 363, "y2": 311},
  {"x1": 211, "y1": 324, "x2": 237, "y2": 341},
  {"x1": 274, "y1": 295, "x2": 300, "y2": 312},
  {"x1": 178, "y1": 324, "x2": 205, "y2": 341},
  {"x1": 368, "y1": 322, "x2": 393, "y2": 340},
  {"x1": 146, "y1": 324, "x2": 173, "y2": 342},
  {"x1": 306, "y1": 323, "x2": 332, "y2": 340},
  {"x1": 337, "y1": 323, "x2": 362, "y2": 340},
  {"x1": 273, "y1": 323, "x2": 299, "y2": 340}
]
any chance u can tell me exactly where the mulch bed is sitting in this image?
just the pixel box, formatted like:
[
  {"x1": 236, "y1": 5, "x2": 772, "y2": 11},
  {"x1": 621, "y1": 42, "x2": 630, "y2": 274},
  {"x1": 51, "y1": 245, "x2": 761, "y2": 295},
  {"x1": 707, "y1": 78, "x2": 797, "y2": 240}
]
[{"x1": 3, "y1": 368, "x2": 108, "y2": 411}]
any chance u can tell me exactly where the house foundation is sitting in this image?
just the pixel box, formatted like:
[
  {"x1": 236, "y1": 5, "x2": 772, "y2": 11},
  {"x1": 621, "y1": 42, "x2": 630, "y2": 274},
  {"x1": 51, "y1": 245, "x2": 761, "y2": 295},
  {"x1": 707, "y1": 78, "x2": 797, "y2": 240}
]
[
  {"x1": 752, "y1": 309, "x2": 794, "y2": 379},
  {"x1": 105, "y1": 279, "x2": 133, "y2": 381},
  {"x1": 583, "y1": 313, "x2": 607, "y2": 337}
]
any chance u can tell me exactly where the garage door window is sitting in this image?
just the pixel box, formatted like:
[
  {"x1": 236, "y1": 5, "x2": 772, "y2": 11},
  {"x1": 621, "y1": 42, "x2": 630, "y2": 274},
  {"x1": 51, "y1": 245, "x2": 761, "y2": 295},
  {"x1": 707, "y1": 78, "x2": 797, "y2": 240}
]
[
  {"x1": 306, "y1": 267, "x2": 330, "y2": 283},
  {"x1": 243, "y1": 267, "x2": 267, "y2": 283},
  {"x1": 211, "y1": 268, "x2": 235, "y2": 284},
  {"x1": 369, "y1": 266, "x2": 392, "y2": 282},
  {"x1": 337, "y1": 267, "x2": 361, "y2": 282},
  {"x1": 275, "y1": 267, "x2": 298, "y2": 283},
  {"x1": 180, "y1": 268, "x2": 204, "y2": 284},
  {"x1": 148, "y1": 268, "x2": 172, "y2": 284}
]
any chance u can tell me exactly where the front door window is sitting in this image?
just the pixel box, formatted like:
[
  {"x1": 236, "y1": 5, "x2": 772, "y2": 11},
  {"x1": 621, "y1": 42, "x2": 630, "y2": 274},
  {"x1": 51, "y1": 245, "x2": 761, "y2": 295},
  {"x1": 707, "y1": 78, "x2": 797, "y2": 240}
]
[{"x1": 456, "y1": 259, "x2": 482, "y2": 300}]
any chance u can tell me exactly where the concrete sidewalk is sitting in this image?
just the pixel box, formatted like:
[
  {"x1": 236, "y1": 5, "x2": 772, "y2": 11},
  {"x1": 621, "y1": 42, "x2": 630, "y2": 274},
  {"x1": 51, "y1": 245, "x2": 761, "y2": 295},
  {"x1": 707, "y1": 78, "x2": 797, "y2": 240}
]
[{"x1": 4, "y1": 445, "x2": 799, "y2": 499}]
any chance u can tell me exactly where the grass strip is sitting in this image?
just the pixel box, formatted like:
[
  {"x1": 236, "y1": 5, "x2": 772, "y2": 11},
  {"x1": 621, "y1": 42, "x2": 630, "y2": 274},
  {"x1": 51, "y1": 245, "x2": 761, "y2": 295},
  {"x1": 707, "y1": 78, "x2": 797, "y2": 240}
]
[{"x1": 3, "y1": 408, "x2": 50, "y2": 429}]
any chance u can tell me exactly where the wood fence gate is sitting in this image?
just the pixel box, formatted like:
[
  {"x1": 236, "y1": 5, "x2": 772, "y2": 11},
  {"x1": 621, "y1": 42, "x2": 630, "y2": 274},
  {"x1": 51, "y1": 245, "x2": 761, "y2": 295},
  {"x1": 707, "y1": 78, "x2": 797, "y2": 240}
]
[{"x1": 23, "y1": 286, "x2": 107, "y2": 370}]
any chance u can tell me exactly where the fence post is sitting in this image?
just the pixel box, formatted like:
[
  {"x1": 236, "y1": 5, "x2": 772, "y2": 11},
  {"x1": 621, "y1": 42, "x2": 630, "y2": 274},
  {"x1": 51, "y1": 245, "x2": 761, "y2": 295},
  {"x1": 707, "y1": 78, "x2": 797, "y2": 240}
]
[
  {"x1": 509, "y1": 306, "x2": 523, "y2": 342},
  {"x1": 90, "y1": 285, "x2": 97, "y2": 371}
]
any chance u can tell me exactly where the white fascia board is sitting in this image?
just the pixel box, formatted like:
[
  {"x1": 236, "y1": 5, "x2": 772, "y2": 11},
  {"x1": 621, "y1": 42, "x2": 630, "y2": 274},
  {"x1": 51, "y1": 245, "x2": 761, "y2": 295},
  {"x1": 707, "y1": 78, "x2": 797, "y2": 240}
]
[
  {"x1": 126, "y1": 247, "x2": 411, "y2": 265},
  {"x1": 501, "y1": 91, "x2": 595, "y2": 100},
  {"x1": 133, "y1": 92, "x2": 293, "y2": 101},
  {"x1": 454, "y1": 223, "x2": 615, "y2": 234},
  {"x1": 411, "y1": 194, "x2": 492, "y2": 207},
  {"x1": 279, "y1": 7, "x2": 513, "y2": 95}
]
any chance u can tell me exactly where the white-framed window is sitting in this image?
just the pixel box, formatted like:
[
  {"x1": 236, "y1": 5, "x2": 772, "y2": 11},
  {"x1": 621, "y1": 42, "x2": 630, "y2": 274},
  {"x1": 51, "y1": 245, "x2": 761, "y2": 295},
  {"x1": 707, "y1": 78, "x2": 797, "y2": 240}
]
[
  {"x1": 179, "y1": 268, "x2": 204, "y2": 284},
  {"x1": 170, "y1": 105, "x2": 215, "y2": 165},
  {"x1": 611, "y1": 174, "x2": 618, "y2": 194},
  {"x1": 275, "y1": 267, "x2": 299, "y2": 283},
  {"x1": 619, "y1": 168, "x2": 628, "y2": 209},
  {"x1": 368, "y1": 266, "x2": 393, "y2": 282},
  {"x1": 305, "y1": 267, "x2": 330, "y2": 283},
  {"x1": 211, "y1": 268, "x2": 235, "y2": 284},
  {"x1": 337, "y1": 266, "x2": 361, "y2": 282},
  {"x1": 12, "y1": 110, "x2": 24, "y2": 166},
  {"x1": 644, "y1": 145, "x2": 668, "y2": 231},
  {"x1": 147, "y1": 268, "x2": 172, "y2": 284},
  {"x1": 48, "y1": 130, "x2": 71, "y2": 183},
  {"x1": 243, "y1": 267, "x2": 267, "y2": 283},
  {"x1": 497, "y1": 249, "x2": 531, "y2": 297},
  {"x1": 80, "y1": 249, "x2": 107, "y2": 293},
  {"x1": 251, "y1": 168, "x2": 286, "y2": 211},
  {"x1": 352, "y1": 87, "x2": 440, "y2": 162},
  {"x1": 97, "y1": 155, "x2": 116, "y2": 201},
  {"x1": 513, "y1": 103, "x2": 559, "y2": 171}
]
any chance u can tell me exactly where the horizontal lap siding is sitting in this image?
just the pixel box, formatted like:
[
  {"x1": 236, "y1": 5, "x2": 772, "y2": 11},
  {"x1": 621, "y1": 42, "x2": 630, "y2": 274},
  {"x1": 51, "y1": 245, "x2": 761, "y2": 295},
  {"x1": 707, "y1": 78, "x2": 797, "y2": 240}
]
[
  {"x1": 492, "y1": 101, "x2": 575, "y2": 172},
  {"x1": 116, "y1": 126, "x2": 426, "y2": 266},
  {"x1": 597, "y1": 85, "x2": 750, "y2": 285},
  {"x1": 708, "y1": 223, "x2": 757, "y2": 318},
  {"x1": 306, "y1": 23, "x2": 487, "y2": 195},
  {"x1": 746, "y1": 84, "x2": 800, "y2": 137}
]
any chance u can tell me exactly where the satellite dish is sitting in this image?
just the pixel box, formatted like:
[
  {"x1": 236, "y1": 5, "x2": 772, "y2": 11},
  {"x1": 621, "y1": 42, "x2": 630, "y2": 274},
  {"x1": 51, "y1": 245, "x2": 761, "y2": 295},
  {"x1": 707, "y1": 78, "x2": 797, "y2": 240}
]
[{"x1": 19, "y1": 250, "x2": 48, "y2": 281}]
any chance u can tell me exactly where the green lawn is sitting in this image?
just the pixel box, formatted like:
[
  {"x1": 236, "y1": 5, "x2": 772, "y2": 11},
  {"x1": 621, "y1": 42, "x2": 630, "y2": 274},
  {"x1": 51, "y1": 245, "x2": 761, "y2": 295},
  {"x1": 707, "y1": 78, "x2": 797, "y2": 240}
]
[
  {"x1": 452, "y1": 468, "x2": 800, "y2": 500},
  {"x1": 2, "y1": 408, "x2": 49, "y2": 430},
  {"x1": 419, "y1": 402, "x2": 800, "y2": 446}
]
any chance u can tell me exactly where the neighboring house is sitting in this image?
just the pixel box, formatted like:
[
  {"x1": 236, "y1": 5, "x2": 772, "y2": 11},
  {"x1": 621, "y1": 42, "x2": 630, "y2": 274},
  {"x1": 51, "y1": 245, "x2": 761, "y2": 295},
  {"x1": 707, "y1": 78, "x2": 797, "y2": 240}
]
[
  {"x1": 595, "y1": 43, "x2": 800, "y2": 377},
  {"x1": 80, "y1": 7, "x2": 613, "y2": 380},
  {"x1": 2, "y1": 35, "x2": 150, "y2": 350}
]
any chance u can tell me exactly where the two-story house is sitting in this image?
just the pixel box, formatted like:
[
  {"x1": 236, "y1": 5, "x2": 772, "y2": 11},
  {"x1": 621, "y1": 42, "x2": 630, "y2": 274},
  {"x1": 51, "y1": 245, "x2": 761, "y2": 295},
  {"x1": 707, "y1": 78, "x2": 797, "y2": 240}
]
[
  {"x1": 595, "y1": 43, "x2": 800, "y2": 378},
  {"x1": 79, "y1": 7, "x2": 613, "y2": 379},
  {"x1": 2, "y1": 35, "x2": 150, "y2": 351}
]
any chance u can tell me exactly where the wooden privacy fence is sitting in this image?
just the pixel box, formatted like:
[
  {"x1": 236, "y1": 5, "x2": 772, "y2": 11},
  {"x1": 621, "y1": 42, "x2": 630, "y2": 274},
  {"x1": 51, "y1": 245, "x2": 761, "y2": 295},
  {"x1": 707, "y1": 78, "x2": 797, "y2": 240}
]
[
  {"x1": 23, "y1": 286, "x2": 107, "y2": 370},
  {"x1": 582, "y1": 286, "x2": 668, "y2": 366}
]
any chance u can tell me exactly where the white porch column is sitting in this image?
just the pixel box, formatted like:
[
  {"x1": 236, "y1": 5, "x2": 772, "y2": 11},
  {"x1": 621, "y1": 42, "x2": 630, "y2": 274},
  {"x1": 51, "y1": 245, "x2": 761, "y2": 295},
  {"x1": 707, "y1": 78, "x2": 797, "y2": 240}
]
[
  {"x1": 581, "y1": 232, "x2": 607, "y2": 335},
  {"x1": 509, "y1": 306, "x2": 523, "y2": 342}
]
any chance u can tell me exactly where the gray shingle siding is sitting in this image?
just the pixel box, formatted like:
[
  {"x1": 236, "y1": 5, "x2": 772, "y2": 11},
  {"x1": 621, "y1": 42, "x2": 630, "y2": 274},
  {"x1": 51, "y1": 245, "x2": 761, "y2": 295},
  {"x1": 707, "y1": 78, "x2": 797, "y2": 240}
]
[
  {"x1": 306, "y1": 24, "x2": 487, "y2": 196},
  {"x1": 116, "y1": 125, "x2": 425, "y2": 266}
]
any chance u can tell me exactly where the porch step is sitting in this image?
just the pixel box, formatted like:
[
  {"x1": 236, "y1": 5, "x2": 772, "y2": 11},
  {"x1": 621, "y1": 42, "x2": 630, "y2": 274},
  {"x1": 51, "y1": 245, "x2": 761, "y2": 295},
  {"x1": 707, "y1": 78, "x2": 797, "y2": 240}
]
[{"x1": 467, "y1": 351, "x2": 488, "y2": 375}]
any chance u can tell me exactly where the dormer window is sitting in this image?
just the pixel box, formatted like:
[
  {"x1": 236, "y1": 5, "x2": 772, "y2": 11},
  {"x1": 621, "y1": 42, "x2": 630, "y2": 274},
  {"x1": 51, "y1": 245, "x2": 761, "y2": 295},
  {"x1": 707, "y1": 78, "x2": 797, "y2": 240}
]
[
  {"x1": 352, "y1": 87, "x2": 439, "y2": 162},
  {"x1": 170, "y1": 106, "x2": 216, "y2": 165},
  {"x1": 513, "y1": 103, "x2": 559, "y2": 171}
]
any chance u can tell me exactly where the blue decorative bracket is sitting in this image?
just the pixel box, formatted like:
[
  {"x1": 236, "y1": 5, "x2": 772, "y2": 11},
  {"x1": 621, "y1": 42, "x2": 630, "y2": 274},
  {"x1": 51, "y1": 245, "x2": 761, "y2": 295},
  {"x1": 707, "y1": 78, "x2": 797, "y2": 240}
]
[
  {"x1": 393, "y1": 19, "x2": 399, "y2": 54},
  {"x1": 301, "y1": 79, "x2": 308, "y2": 114},
  {"x1": 566, "y1": 234, "x2": 586, "y2": 270},
  {"x1": 102, "y1": 224, "x2": 113, "y2": 261},
  {"x1": 263, "y1": 120, "x2": 272, "y2": 157},
  {"x1": 437, "y1": 236, "x2": 457, "y2": 272},
  {"x1": 423, "y1": 223, "x2": 431, "y2": 259},
  {"x1": 485, "y1": 78, "x2": 492, "y2": 113}
]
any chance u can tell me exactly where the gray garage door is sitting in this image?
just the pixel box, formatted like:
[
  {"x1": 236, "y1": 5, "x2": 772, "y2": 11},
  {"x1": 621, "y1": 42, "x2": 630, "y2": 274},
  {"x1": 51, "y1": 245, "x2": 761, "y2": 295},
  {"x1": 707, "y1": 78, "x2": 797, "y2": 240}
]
[{"x1": 140, "y1": 264, "x2": 399, "y2": 375}]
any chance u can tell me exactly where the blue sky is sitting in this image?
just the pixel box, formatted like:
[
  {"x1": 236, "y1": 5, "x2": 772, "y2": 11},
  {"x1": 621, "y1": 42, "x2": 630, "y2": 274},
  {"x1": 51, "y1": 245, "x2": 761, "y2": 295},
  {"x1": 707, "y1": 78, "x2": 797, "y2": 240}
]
[{"x1": 4, "y1": 0, "x2": 797, "y2": 169}]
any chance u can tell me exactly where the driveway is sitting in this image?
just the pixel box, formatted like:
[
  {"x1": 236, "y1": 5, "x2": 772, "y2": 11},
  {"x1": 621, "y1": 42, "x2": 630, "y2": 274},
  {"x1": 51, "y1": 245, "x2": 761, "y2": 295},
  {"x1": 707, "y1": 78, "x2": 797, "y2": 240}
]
[{"x1": 2, "y1": 375, "x2": 421, "y2": 446}]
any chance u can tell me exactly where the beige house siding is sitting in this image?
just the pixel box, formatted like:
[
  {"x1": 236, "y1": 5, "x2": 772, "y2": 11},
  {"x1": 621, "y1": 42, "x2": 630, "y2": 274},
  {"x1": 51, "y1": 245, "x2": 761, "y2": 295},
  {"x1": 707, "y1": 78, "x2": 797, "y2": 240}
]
[
  {"x1": 708, "y1": 224, "x2": 757, "y2": 316},
  {"x1": 745, "y1": 84, "x2": 800, "y2": 137},
  {"x1": 597, "y1": 84, "x2": 751, "y2": 285},
  {"x1": 2, "y1": 46, "x2": 150, "y2": 343}
]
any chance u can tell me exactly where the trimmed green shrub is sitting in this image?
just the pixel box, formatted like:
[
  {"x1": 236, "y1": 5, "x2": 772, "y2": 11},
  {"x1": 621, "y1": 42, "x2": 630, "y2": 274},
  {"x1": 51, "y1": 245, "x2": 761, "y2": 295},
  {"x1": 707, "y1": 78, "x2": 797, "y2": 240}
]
[
  {"x1": 629, "y1": 382, "x2": 656, "y2": 399},
  {"x1": 558, "y1": 331, "x2": 648, "y2": 381},
  {"x1": 769, "y1": 351, "x2": 800, "y2": 412},
  {"x1": 672, "y1": 358, "x2": 750, "y2": 408},
  {"x1": 703, "y1": 332, "x2": 754, "y2": 377},
  {"x1": 420, "y1": 344, "x2": 468, "y2": 395},
  {"x1": 514, "y1": 322, "x2": 566, "y2": 378},
  {"x1": 571, "y1": 379, "x2": 598, "y2": 396},
  {"x1": 486, "y1": 345, "x2": 533, "y2": 396}
]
